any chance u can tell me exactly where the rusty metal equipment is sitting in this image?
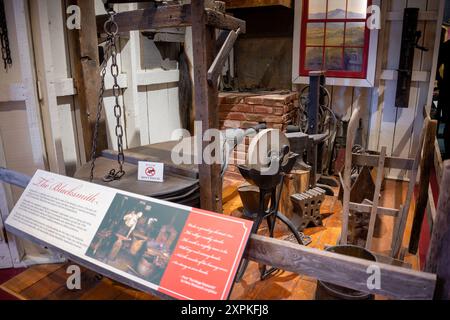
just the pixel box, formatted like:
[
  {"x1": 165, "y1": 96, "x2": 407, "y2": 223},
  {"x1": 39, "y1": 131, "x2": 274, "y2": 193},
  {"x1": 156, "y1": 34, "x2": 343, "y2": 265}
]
[
  {"x1": 287, "y1": 72, "x2": 339, "y2": 196},
  {"x1": 290, "y1": 187, "x2": 326, "y2": 231},
  {"x1": 396, "y1": 8, "x2": 429, "y2": 109},
  {"x1": 74, "y1": 142, "x2": 201, "y2": 207},
  {"x1": 235, "y1": 135, "x2": 312, "y2": 281}
]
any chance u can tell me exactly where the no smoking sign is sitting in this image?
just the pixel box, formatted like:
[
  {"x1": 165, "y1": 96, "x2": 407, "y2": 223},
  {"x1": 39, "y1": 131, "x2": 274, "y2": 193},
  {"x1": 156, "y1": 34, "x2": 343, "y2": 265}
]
[
  {"x1": 138, "y1": 161, "x2": 164, "y2": 182},
  {"x1": 145, "y1": 166, "x2": 156, "y2": 177}
]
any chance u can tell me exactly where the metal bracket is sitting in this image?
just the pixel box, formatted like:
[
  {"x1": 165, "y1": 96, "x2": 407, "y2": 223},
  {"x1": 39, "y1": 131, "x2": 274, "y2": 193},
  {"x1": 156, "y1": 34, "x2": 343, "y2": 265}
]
[{"x1": 291, "y1": 187, "x2": 326, "y2": 231}]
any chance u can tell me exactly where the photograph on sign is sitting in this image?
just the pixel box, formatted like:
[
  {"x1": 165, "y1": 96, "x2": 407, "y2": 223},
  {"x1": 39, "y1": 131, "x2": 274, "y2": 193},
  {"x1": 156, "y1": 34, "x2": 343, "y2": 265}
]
[{"x1": 86, "y1": 194, "x2": 188, "y2": 285}]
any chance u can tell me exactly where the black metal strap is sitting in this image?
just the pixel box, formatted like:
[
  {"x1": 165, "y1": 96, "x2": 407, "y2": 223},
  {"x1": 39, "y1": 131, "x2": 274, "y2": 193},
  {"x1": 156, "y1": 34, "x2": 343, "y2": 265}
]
[{"x1": 0, "y1": 0, "x2": 12, "y2": 70}]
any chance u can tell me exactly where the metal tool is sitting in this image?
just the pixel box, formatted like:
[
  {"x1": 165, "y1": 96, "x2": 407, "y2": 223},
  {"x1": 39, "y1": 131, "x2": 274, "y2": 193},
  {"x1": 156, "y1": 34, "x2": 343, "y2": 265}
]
[
  {"x1": 396, "y1": 8, "x2": 429, "y2": 109},
  {"x1": 90, "y1": 8, "x2": 126, "y2": 183},
  {"x1": 290, "y1": 187, "x2": 326, "y2": 231},
  {"x1": 235, "y1": 133, "x2": 312, "y2": 281}
]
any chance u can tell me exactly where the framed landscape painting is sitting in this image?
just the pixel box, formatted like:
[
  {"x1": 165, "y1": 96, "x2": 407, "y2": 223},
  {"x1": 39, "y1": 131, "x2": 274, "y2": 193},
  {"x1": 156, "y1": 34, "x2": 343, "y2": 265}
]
[{"x1": 293, "y1": 0, "x2": 380, "y2": 87}]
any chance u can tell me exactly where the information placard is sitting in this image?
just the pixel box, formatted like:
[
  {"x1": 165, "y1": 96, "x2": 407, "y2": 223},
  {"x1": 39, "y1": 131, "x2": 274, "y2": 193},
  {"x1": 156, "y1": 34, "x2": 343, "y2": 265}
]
[{"x1": 5, "y1": 170, "x2": 253, "y2": 300}]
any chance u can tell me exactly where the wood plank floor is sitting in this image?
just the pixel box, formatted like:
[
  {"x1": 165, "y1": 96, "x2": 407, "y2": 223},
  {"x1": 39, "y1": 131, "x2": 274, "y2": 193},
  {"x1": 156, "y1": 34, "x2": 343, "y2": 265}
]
[{"x1": 0, "y1": 179, "x2": 420, "y2": 300}]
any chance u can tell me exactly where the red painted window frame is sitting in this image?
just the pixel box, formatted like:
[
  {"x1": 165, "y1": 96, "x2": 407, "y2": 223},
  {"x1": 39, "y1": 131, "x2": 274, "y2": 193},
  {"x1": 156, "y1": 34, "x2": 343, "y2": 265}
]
[{"x1": 299, "y1": 0, "x2": 372, "y2": 79}]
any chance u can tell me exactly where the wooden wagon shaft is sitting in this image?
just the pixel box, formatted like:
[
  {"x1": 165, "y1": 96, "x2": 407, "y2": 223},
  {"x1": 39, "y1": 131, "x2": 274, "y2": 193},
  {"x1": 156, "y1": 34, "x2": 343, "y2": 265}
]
[
  {"x1": 391, "y1": 118, "x2": 429, "y2": 258},
  {"x1": 0, "y1": 167, "x2": 438, "y2": 299},
  {"x1": 409, "y1": 120, "x2": 438, "y2": 254},
  {"x1": 352, "y1": 154, "x2": 414, "y2": 170},
  {"x1": 96, "y1": 4, "x2": 246, "y2": 35},
  {"x1": 349, "y1": 202, "x2": 399, "y2": 217},
  {"x1": 207, "y1": 28, "x2": 240, "y2": 85},
  {"x1": 341, "y1": 107, "x2": 361, "y2": 245},
  {"x1": 426, "y1": 161, "x2": 450, "y2": 299},
  {"x1": 366, "y1": 146, "x2": 386, "y2": 250}
]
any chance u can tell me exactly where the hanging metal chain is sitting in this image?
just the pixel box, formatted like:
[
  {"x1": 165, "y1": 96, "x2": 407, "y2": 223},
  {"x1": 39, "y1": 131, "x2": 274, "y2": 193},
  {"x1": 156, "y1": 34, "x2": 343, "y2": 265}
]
[
  {"x1": 89, "y1": 9, "x2": 125, "y2": 183},
  {"x1": 0, "y1": 0, "x2": 12, "y2": 70}
]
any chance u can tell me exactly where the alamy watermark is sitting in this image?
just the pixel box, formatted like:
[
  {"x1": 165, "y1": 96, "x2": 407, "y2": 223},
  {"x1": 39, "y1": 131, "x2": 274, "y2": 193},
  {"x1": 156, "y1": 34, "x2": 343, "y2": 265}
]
[
  {"x1": 66, "y1": 265, "x2": 81, "y2": 290},
  {"x1": 64, "y1": 5, "x2": 382, "y2": 31}
]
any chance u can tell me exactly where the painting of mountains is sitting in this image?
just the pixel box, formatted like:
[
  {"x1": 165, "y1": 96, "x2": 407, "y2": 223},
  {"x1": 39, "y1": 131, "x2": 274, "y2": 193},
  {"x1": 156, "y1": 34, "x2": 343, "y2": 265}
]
[
  {"x1": 309, "y1": 8, "x2": 366, "y2": 20},
  {"x1": 325, "y1": 22, "x2": 344, "y2": 46},
  {"x1": 308, "y1": 0, "x2": 368, "y2": 20},
  {"x1": 304, "y1": 0, "x2": 368, "y2": 73},
  {"x1": 306, "y1": 22, "x2": 365, "y2": 47},
  {"x1": 345, "y1": 22, "x2": 365, "y2": 46},
  {"x1": 306, "y1": 23, "x2": 325, "y2": 46}
]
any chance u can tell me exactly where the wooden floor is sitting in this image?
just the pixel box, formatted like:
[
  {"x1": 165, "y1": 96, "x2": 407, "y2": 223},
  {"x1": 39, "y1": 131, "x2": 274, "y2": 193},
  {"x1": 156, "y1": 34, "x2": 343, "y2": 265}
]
[{"x1": 0, "y1": 179, "x2": 420, "y2": 300}]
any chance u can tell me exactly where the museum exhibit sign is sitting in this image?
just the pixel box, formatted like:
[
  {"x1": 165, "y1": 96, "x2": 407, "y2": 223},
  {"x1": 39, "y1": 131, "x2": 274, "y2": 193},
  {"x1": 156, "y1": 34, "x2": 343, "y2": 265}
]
[{"x1": 4, "y1": 170, "x2": 253, "y2": 300}]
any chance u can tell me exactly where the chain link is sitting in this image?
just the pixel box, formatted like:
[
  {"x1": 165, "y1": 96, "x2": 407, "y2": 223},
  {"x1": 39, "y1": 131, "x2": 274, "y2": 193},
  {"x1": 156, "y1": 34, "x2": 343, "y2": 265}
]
[
  {"x1": 0, "y1": 0, "x2": 12, "y2": 70},
  {"x1": 89, "y1": 9, "x2": 125, "y2": 183}
]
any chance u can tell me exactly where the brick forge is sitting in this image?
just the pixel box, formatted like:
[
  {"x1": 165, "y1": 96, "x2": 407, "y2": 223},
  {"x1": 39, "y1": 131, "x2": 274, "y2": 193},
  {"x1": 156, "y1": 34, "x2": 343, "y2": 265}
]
[{"x1": 219, "y1": 91, "x2": 299, "y2": 179}]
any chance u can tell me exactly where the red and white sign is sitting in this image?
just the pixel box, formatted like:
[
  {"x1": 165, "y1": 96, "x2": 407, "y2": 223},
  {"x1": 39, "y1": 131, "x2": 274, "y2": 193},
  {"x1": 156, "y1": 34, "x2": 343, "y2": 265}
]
[
  {"x1": 138, "y1": 161, "x2": 164, "y2": 182},
  {"x1": 5, "y1": 170, "x2": 253, "y2": 300}
]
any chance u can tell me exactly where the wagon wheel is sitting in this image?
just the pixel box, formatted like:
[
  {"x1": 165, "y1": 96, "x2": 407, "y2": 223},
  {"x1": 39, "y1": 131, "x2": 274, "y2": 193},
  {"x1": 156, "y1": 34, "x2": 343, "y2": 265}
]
[{"x1": 298, "y1": 85, "x2": 333, "y2": 134}]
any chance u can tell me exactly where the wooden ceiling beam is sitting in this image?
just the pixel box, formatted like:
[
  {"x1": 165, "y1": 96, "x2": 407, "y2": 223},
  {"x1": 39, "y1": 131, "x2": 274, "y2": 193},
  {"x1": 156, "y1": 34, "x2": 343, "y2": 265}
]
[
  {"x1": 224, "y1": 0, "x2": 292, "y2": 9},
  {"x1": 96, "y1": 4, "x2": 246, "y2": 35}
]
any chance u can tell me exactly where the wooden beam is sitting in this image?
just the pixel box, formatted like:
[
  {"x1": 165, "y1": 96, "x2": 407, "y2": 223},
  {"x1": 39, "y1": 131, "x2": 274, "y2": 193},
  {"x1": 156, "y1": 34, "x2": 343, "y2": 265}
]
[
  {"x1": 11, "y1": 0, "x2": 47, "y2": 170},
  {"x1": 29, "y1": 0, "x2": 66, "y2": 174},
  {"x1": 435, "y1": 138, "x2": 443, "y2": 185},
  {"x1": 352, "y1": 154, "x2": 414, "y2": 170},
  {"x1": 349, "y1": 202, "x2": 399, "y2": 217},
  {"x1": 386, "y1": 10, "x2": 439, "y2": 21},
  {"x1": 247, "y1": 235, "x2": 436, "y2": 300},
  {"x1": 366, "y1": 146, "x2": 386, "y2": 250},
  {"x1": 426, "y1": 161, "x2": 450, "y2": 299},
  {"x1": 0, "y1": 167, "x2": 31, "y2": 189},
  {"x1": 409, "y1": 120, "x2": 438, "y2": 254},
  {"x1": 191, "y1": 1, "x2": 222, "y2": 212},
  {"x1": 96, "y1": 4, "x2": 191, "y2": 35},
  {"x1": 391, "y1": 119, "x2": 429, "y2": 258},
  {"x1": 342, "y1": 107, "x2": 361, "y2": 245},
  {"x1": 67, "y1": 0, "x2": 107, "y2": 161},
  {"x1": 380, "y1": 69, "x2": 430, "y2": 82},
  {"x1": 204, "y1": 8, "x2": 246, "y2": 33},
  {"x1": 96, "y1": 5, "x2": 245, "y2": 34},
  {"x1": 207, "y1": 29, "x2": 239, "y2": 85},
  {"x1": 0, "y1": 83, "x2": 26, "y2": 102},
  {"x1": 224, "y1": 0, "x2": 292, "y2": 9}
]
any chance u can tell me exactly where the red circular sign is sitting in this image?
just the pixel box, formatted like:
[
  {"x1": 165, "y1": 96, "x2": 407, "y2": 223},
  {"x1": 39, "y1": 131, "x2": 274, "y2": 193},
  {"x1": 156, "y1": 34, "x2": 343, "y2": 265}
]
[{"x1": 145, "y1": 166, "x2": 156, "y2": 177}]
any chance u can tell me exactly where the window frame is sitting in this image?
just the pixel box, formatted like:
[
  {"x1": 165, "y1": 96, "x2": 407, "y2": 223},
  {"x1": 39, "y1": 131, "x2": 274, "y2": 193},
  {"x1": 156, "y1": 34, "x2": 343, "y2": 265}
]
[{"x1": 292, "y1": 0, "x2": 380, "y2": 87}]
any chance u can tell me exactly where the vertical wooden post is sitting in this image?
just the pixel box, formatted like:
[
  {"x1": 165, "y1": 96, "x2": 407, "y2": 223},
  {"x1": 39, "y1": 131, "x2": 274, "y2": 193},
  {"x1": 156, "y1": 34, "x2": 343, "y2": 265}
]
[
  {"x1": 29, "y1": 0, "x2": 66, "y2": 174},
  {"x1": 191, "y1": 0, "x2": 222, "y2": 212},
  {"x1": 408, "y1": 120, "x2": 438, "y2": 254},
  {"x1": 391, "y1": 118, "x2": 428, "y2": 258},
  {"x1": 366, "y1": 146, "x2": 386, "y2": 250},
  {"x1": 341, "y1": 107, "x2": 361, "y2": 245},
  {"x1": 425, "y1": 161, "x2": 450, "y2": 299},
  {"x1": 66, "y1": 0, "x2": 108, "y2": 162},
  {"x1": 11, "y1": 0, "x2": 47, "y2": 170}
]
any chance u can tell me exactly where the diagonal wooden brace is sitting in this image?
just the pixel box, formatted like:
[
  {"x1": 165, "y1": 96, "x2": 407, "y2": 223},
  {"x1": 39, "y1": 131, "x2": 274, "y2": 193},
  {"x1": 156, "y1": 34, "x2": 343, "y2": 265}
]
[{"x1": 207, "y1": 28, "x2": 240, "y2": 85}]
